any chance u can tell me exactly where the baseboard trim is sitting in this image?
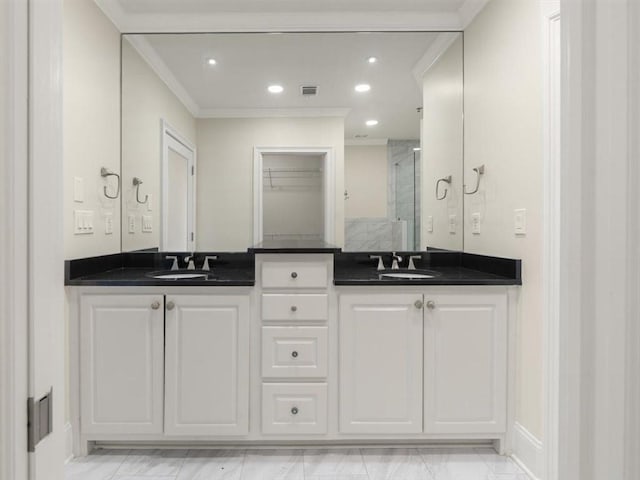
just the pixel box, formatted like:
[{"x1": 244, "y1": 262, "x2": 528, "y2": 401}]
[
  {"x1": 64, "y1": 422, "x2": 73, "y2": 463},
  {"x1": 511, "y1": 422, "x2": 542, "y2": 479}
]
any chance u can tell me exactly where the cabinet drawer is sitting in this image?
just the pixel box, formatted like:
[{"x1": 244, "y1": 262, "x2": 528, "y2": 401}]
[
  {"x1": 262, "y1": 327, "x2": 328, "y2": 378},
  {"x1": 262, "y1": 383, "x2": 328, "y2": 435},
  {"x1": 262, "y1": 261, "x2": 328, "y2": 289},
  {"x1": 262, "y1": 294, "x2": 328, "y2": 321}
]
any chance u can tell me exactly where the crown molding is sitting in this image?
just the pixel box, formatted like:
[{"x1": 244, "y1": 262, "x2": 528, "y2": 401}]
[
  {"x1": 197, "y1": 108, "x2": 351, "y2": 119},
  {"x1": 124, "y1": 35, "x2": 199, "y2": 116},
  {"x1": 458, "y1": 0, "x2": 491, "y2": 29},
  {"x1": 412, "y1": 32, "x2": 461, "y2": 85}
]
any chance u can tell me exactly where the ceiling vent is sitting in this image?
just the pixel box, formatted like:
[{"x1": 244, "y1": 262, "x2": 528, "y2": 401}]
[{"x1": 300, "y1": 85, "x2": 319, "y2": 96}]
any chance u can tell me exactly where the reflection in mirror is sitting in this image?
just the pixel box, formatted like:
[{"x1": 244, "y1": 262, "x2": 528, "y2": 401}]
[{"x1": 121, "y1": 32, "x2": 463, "y2": 252}]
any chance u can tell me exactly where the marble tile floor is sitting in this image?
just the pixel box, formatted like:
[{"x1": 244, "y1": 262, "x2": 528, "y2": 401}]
[{"x1": 65, "y1": 447, "x2": 530, "y2": 480}]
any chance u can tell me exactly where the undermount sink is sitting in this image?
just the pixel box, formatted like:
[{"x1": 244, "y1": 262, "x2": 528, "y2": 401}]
[
  {"x1": 378, "y1": 269, "x2": 441, "y2": 280},
  {"x1": 146, "y1": 269, "x2": 215, "y2": 280}
]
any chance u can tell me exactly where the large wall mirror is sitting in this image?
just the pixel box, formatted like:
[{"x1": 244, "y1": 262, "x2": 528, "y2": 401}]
[{"x1": 120, "y1": 32, "x2": 463, "y2": 252}]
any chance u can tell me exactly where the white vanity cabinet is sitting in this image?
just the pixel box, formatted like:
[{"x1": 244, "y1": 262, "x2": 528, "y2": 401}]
[
  {"x1": 423, "y1": 292, "x2": 507, "y2": 434},
  {"x1": 80, "y1": 294, "x2": 165, "y2": 435},
  {"x1": 77, "y1": 290, "x2": 250, "y2": 440},
  {"x1": 164, "y1": 294, "x2": 250, "y2": 435},
  {"x1": 339, "y1": 293, "x2": 424, "y2": 434}
]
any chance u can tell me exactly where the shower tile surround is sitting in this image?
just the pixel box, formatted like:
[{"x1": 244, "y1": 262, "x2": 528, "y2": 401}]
[{"x1": 345, "y1": 140, "x2": 420, "y2": 251}]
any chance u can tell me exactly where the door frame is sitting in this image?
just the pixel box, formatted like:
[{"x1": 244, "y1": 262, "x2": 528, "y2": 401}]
[
  {"x1": 161, "y1": 120, "x2": 197, "y2": 251},
  {"x1": 253, "y1": 146, "x2": 336, "y2": 244}
]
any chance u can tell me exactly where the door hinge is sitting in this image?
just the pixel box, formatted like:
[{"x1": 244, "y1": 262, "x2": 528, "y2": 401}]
[
  {"x1": 191, "y1": 232, "x2": 194, "y2": 241},
  {"x1": 191, "y1": 166, "x2": 194, "y2": 175},
  {"x1": 27, "y1": 388, "x2": 53, "y2": 452}
]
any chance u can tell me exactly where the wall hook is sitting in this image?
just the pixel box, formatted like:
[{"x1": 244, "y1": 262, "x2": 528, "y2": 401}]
[
  {"x1": 133, "y1": 177, "x2": 148, "y2": 204},
  {"x1": 100, "y1": 167, "x2": 120, "y2": 199},
  {"x1": 464, "y1": 164, "x2": 485, "y2": 195},
  {"x1": 436, "y1": 175, "x2": 452, "y2": 200}
]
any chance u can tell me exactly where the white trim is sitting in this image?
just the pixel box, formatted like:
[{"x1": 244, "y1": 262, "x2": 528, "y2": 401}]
[
  {"x1": 0, "y1": 0, "x2": 29, "y2": 478},
  {"x1": 64, "y1": 423, "x2": 73, "y2": 464},
  {"x1": 125, "y1": 35, "x2": 199, "y2": 117},
  {"x1": 411, "y1": 33, "x2": 461, "y2": 86},
  {"x1": 253, "y1": 146, "x2": 336, "y2": 245},
  {"x1": 511, "y1": 422, "x2": 543, "y2": 480},
  {"x1": 541, "y1": 3, "x2": 560, "y2": 480},
  {"x1": 457, "y1": 0, "x2": 490, "y2": 29},
  {"x1": 198, "y1": 108, "x2": 351, "y2": 119},
  {"x1": 161, "y1": 120, "x2": 197, "y2": 251}
]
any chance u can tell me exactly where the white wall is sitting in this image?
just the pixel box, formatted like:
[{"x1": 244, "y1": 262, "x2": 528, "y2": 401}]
[
  {"x1": 121, "y1": 39, "x2": 197, "y2": 252},
  {"x1": 464, "y1": 0, "x2": 543, "y2": 441},
  {"x1": 344, "y1": 145, "x2": 388, "y2": 218},
  {"x1": 63, "y1": 0, "x2": 121, "y2": 259},
  {"x1": 263, "y1": 154, "x2": 324, "y2": 239},
  {"x1": 421, "y1": 35, "x2": 464, "y2": 251},
  {"x1": 196, "y1": 117, "x2": 345, "y2": 251}
]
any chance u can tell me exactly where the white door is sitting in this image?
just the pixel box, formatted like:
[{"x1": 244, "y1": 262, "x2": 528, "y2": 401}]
[
  {"x1": 80, "y1": 294, "x2": 165, "y2": 435},
  {"x1": 162, "y1": 122, "x2": 195, "y2": 251},
  {"x1": 339, "y1": 293, "x2": 423, "y2": 434},
  {"x1": 423, "y1": 292, "x2": 507, "y2": 434},
  {"x1": 164, "y1": 295, "x2": 250, "y2": 435}
]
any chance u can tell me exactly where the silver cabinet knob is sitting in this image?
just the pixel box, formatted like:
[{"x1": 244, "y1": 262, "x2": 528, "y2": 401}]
[
  {"x1": 291, "y1": 351, "x2": 299, "y2": 358},
  {"x1": 414, "y1": 300, "x2": 424, "y2": 309},
  {"x1": 166, "y1": 300, "x2": 175, "y2": 311},
  {"x1": 291, "y1": 407, "x2": 299, "y2": 415},
  {"x1": 151, "y1": 300, "x2": 161, "y2": 310},
  {"x1": 291, "y1": 271, "x2": 298, "y2": 279},
  {"x1": 426, "y1": 300, "x2": 436, "y2": 310},
  {"x1": 290, "y1": 305, "x2": 298, "y2": 312}
]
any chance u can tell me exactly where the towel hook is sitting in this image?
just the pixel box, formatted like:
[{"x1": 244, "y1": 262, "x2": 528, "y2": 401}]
[
  {"x1": 436, "y1": 175, "x2": 452, "y2": 200},
  {"x1": 100, "y1": 167, "x2": 120, "y2": 199},
  {"x1": 132, "y1": 177, "x2": 148, "y2": 204},
  {"x1": 464, "y1": 164, "x2": 485, "y2": 195}
]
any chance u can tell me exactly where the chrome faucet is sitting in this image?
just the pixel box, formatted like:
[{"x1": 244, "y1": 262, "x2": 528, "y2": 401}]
[
  {"x1": 165, "y1": 255, "x2": 179, "y2": 271},
  {"x1": 202, "y1": 255, "x2": 218, "y2": 271},
  {"x1": 408, "y1": 255, "x2": 422, "y2": 270},
  {"x1": 369, "y1": 255, "x2": 386, "y2": 271},
  {"x1": 391, "y1": 252, "x2": 403, "y2": 270},
  {"x1": 183, "y1": 254, "x2": 196, "y2": 270}
]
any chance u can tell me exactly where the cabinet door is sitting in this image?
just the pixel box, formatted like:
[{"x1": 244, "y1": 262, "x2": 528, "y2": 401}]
[
  {"x1": 165, "y1": 295, "x2": 250, "y2": 435},
  {"x1": 424, "y1": 292, "x2": 507, "y2": 434},
  {"x1": 339, "y1": 294, "x2": 423, "y2": 434},
  {"x1": 80, "y1": 294, "x2": 164, "y2": 434}
]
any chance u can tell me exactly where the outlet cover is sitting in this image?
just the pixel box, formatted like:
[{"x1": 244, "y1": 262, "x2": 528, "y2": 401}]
[
  {"x1": 514, "y1": 208, "x2": 527, "y2": 235},
  {"x1": 448, "y1": 214, "x2": 457, "y2": 234},
  {"x1": 426, "y1": 216, "x2": 434, "y2": 233},
  {"x1": 104, "y1": 213, "x2": 113, "y2": 235},
  {"x1": 73, "y1": 177, "x2": 84, "y2": 203},
  {"x1": 146, "y1": 194, "x2": 153, "y2": 212},
  {"x1": 471, "y1": 212, "x2": 481, "y2": 234},
  {"x1": 128, "y1": 214, "x2": 135, "y2": 234}
]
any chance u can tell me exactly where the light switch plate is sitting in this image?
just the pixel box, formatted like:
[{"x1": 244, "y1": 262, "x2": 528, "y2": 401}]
[
  {"x1": 448, "y1": 214, "x2": 457, "y2": 234},
  {"x1": 471, "y1": 212, "x2": 481, "y2": 234},
  {"x1": 128, "y1": 214, "x2": 135, "y2": 234},
  {"x1": 104, "y1": 213, "x2": 113, "y2": 235},
  {"x1": 73, "y1": 210, "x2": 94, "y2": 235},
  {"x1": 142, "y1": 215, "x2": 153, "y2": 232},
  {"x1": 73, "y1": 177, "x2": 84, "y2": 203},
  {"x1": 426, "y1": 216, "x2": 433, "y2": 233},
  {"x1": 514, "y1": 208, "x2": 527, "y2": 235}
]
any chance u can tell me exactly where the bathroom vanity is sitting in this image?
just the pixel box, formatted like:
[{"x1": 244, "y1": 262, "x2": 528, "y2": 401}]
[{"x1": 66, "y1": 246, "x2": 520, "y2": 455}]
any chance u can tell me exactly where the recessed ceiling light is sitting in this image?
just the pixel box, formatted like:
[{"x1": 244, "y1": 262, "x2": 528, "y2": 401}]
[
  {"x1": 367, "y1": 56, "x2": 378, "y2": 64},
  {"x1": 365, "y1": 120, "x2": 378, "y2": 127},
  {"x1": 207, "y1": 58, "x2": 217, "y2": 66},
  {"x1": 355, "y1": 84, "x2": 371, "y2": 93},
  {"x1": 268, "y1": 85, "x2": 284, "y2": 94}
]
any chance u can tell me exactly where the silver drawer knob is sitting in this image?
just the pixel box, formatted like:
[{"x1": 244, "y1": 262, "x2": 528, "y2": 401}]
[
  {"x1": 291, "y1": 271, "x2": 298, "y2": 279},
  {"x1": 426, "y1": 300, "x2": 436, "y2": 310},
  {"x1": 151, "y1": 300, "x2": 161, "y2": 310},
  {"x1": 291, "y1": 407, "x2": 299, "y2": 415},
  {"x1": 290, "y1": 305, "x2": 297, "y2": 312},
  {"x1": 414, "y1": 300, "x2": 423, "y2": 309},
  {"x1": 291, "y1": 351, "x2": 298, "y2": 358},
  {"x1": 166, "y1": 301, "x2": 175, "y2": 311}
]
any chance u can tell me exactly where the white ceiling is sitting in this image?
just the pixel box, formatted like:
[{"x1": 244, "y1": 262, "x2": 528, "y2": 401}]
[{"x1": 127, "y1": 32, "x2": 456, "y2": 140}]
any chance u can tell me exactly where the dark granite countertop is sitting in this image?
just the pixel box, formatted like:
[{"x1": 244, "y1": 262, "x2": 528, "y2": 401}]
[
  {"x1": 334, "y1": 251, "x2": 521, "y2": 286},
  {"x1": 249, "y1": 239, "x2": 341, "y2": 254},
  {"x1": 65, "y1": 252, "x2": 255, "y2": 286}
]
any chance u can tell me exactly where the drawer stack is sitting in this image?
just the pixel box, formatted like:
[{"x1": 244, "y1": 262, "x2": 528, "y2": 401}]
[{"x1": 259, "y1": 256, "x2": 330, "y2": 435}]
